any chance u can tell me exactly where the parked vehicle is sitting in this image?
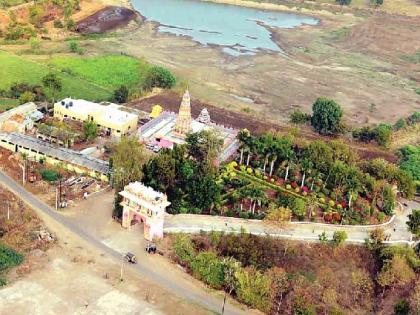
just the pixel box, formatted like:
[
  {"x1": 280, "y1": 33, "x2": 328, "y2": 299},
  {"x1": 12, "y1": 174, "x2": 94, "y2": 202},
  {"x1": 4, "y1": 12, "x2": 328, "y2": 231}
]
[
  {"x1": 145, "y1": 243, "x2": 157, "y2": 254},
  {"x1": 124, "y1": 252, "x2": 137, "y2": 264}
]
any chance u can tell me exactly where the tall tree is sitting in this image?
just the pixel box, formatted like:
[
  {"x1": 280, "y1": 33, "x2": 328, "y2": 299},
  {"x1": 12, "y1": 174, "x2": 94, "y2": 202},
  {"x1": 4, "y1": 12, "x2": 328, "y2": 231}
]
[
  {"x1": 42, "y1": 73, "x2": 62, "y2": 106},
  {"x1": 311, "y1": 97, "x2": 343, "y2": 135},
  {"x1": 110, "y1": 136, "x2": 149, "y2": 191}
]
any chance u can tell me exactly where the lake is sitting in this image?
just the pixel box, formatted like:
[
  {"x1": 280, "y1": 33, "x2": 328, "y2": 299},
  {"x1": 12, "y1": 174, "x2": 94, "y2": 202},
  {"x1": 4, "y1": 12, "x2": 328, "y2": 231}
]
[{"x1": 131, "y1": 0, "x2": 319, "y2": 56}]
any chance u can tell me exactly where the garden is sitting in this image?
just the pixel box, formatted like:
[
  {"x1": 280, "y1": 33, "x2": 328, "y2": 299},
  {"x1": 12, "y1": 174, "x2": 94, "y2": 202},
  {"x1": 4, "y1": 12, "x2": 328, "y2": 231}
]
[
  {"x1": 217, "y1": 130, "x2": 414, "y2": 225},
  {"x1": 123, "y1": 127, "x2": 415, "y2": 226}
]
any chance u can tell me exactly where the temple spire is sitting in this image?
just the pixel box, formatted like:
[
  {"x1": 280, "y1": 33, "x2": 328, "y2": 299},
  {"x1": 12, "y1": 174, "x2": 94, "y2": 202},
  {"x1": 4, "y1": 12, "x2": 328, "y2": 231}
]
[{"x1": 173, "y1": 90, "x2": 192, "y2": 137}]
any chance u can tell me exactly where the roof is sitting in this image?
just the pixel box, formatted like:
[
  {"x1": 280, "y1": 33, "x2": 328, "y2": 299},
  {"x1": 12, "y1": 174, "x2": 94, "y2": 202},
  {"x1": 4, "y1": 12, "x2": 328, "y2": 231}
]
[
  {"x1": 55, "y1": 98, "x2": 138, "y2": 125},
  {"x1": 0, "y1": 103, "x2": 37, "y2": 123},
  {"x1": 0, "y1": 132, "x2": 109, "y2": 175},
  {"x1": 119, "y1": 181, "x2": 170, "y2": 212}
]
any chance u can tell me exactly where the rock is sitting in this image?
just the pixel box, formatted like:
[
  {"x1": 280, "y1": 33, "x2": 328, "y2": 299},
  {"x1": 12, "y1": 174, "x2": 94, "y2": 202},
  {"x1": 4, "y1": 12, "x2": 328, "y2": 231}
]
[{"x1": 29, "y1": 249, "x2": 46, "y2": 257}]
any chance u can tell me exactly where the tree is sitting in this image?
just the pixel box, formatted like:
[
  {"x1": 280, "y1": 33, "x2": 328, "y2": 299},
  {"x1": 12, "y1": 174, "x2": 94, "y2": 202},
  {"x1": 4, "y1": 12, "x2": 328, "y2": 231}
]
[
  {"x1": 332, "y1": 231, "x2": 347, "y2": 247},
  {"x1": 311, "y1": 97, "x2": 343, "y2": 135},
  {"x1": 234, "y1": 266, "x2": 271, "y2": 312},
  {"x1": 19, "y1": 91, "x2": 35, "y2": 104},
  {"x1": 407, "y1": 209, "x2": 420, "y2": 237},
  {"x1": 146, "y1": 66, "x2": 176, "y2": 89},
  {"x1": 186, "y1": 130, "x2": 223, "y2": 171},
  {"x1": 112, "y1": 85, "x2": 129, "y2": 104},
  {"x1": 267, "y1": 267, "x2": 289, "y2": 313},
  {"x1": 190, "y1": 251, "x2": 225, "y2": 289},
  {"x1": 83, "y1": 119, "x2": 98, "y2": 141},
  {"x1": 381, "y1": 183, "x2": 396, "y2": 215},
  {"x1": 377, "y1": 256, "x2": 415, "y2": 290},
  {"x1": 292, "y1": 198, "x2": 306, "y2": 220},
  {"x1": 237, "y1": 129, "x2": 251, "y2": 165},
  {"x1": 173, "y1": 234, "x2": 196, "y2": 265},
  {"x1": 110, "y1": 136, "x2": 149, "y2": 191},
  {"x1": 42, "y1": 73, "x2": 62, "y2": 105},
  {"x1": 336, "y1": 0, "x2": 352, "y2": 5},
  {"x1": 187, "y1": 174, "x2": 221, "y2": 212},
  {"x1": 373, "y1": 123, "x2": 393, "y2": 148}
]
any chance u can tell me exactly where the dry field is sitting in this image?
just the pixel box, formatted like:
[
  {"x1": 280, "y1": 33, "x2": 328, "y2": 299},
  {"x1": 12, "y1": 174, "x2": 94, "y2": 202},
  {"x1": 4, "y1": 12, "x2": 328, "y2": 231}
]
[{"x1": 76, "y1": 3, "x2": 420, "y2": 128}]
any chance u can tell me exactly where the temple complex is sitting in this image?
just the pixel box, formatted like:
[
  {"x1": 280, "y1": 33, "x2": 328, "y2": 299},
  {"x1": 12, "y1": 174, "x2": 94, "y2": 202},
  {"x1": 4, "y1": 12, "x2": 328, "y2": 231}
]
[
  {"x1": 138, "y1": 90, "x2": 240, "y2": 161},
  {"x1": 119, "y1": 182, "x2": 170, "y2": 241}
]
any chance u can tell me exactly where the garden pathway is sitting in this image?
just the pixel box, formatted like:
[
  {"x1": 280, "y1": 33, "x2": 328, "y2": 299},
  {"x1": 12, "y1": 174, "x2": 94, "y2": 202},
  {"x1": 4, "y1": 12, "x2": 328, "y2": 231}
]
[{"x1": 164, "y1": 199, "x2": 417, "y2": 245}]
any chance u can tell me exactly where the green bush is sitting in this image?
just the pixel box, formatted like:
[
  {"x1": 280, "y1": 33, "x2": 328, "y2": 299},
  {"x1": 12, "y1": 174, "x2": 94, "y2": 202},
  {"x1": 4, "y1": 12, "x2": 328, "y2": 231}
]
[
  {"x1": 173, "y1": 234, "x2": 197, "y2": 264},
  {"x1": 190, "y1": 251, "x2": 225, "y2": 289},
  {"x1": 145, "y1": 66, "x2": 176, "y2": 89},
  {"x1": 0, "y1": 244, "x2": 24, "y2": 271},
  {"x1": 332, "y1": 231, "x2": 347, "y2": 247},
  {"x1": 40, "y1": 169, "x2": 61, "y2": 182},
  {"x1": 234, "y1": 266, "x2": 271, "y2": 312},
  {"x1": 289, "y1": 109, "x2": 311, "y2": 124}
]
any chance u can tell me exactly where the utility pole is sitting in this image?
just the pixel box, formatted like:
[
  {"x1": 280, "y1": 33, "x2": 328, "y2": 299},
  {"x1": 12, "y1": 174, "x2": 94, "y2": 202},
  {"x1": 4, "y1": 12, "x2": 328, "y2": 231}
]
[
  {"x1": 0, "y1": 201, "x2": 10, "y2": 221},
  {"x1": 120, "y1": 253, "x2": 124, "y2": 282}
]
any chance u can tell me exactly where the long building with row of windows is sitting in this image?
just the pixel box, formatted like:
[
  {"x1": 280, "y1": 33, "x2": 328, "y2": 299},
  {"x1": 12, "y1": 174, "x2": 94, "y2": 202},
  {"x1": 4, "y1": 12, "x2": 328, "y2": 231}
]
[
  {"x1": 54, "y1": 98, "x2": 138, "y2": 137},
  {"x1": 0, "y1": 132, "x2": 110, "y2": 181}
]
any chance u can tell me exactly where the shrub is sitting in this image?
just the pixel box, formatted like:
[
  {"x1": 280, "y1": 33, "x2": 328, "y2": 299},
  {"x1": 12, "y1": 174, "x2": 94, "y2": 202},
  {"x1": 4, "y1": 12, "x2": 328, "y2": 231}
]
[
  {"x1": 394, "y1": 299, "x2": 410, "y2": 315},
  {"x1": 53, "y1": 19, "x2": 63, "y2": 28},
  {"x1": 234, "y1": 267, "x2": 271, "y2": 312},
  {"x1": 39, "y1": 169, "x2": 61, "y2": 182},
  {"x1": 68, "y1": 41, "x2": 84, "y2": 55},
  {"x1": 19, "y1": 91, "x2": 35, "y2": 104},
  {"x1": 173, "y1": 234, "x2": 197, "y2": 264},
  {"x1": 239, "y1": 211, "x2": 250, "y2": 219},
  {"x1": 332, "y1": 231, "x2": 347, "y2": 247},
  {"x1": 66, "y1": 19, "x2": 77, "y2": 31},
  {"x1": 0, "y1": 244, "x2": 24, "y2": 271},
  {"x1": 190, "y1": 251, "x2": 225, "y2": 289},
  {"x1": 289, "y1": 109, "x2": 311, "y2": 124},
  {"x1": 292, "y1": 198, "x2": 306, "y2": 220}
]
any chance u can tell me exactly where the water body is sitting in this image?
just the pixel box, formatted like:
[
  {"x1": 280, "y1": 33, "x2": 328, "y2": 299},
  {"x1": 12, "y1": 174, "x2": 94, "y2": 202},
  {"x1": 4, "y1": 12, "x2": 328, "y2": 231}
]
[{"x1": 131, "y1": 0, "x2": 319, "y2": 56}]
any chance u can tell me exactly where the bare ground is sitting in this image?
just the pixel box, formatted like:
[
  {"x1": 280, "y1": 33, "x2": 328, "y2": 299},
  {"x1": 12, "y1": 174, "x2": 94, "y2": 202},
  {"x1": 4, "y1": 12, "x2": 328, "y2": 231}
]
[{"x1": 79, "y1": 6, "x2": 420, "y2": 129}]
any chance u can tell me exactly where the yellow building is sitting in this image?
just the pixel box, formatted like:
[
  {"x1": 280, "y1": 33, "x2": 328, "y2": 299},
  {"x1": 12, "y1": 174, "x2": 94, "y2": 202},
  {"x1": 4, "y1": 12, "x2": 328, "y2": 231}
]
[
  {"x1": 0, "y1": 132, "x2": 109, "y2": 181},
  {"x1": 54, "y1": 98, "x2": 138, "y2": 137}
]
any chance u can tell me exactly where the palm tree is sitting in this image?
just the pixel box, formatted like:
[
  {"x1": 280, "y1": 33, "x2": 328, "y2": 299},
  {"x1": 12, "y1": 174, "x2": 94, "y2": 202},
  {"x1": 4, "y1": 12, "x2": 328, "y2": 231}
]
[
  {"x1": 237, "y1": 129, "x2": 251, "y2": 165},
  {"x1": 300, "y1": 159, "x2": 313, "y2": 188}
]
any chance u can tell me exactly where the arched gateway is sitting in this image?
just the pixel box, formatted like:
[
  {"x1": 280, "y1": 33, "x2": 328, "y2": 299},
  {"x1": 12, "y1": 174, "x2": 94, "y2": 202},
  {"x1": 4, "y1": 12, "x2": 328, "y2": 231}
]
[{"x1": 119, "y1": 182, "x2": 170, "y2": 241}]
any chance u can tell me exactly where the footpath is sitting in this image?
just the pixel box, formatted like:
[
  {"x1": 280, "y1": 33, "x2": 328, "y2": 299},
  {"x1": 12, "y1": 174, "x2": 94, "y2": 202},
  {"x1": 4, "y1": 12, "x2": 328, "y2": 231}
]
[{"x1": 164, "y1": 200, "x2": 416, "y2": 245}]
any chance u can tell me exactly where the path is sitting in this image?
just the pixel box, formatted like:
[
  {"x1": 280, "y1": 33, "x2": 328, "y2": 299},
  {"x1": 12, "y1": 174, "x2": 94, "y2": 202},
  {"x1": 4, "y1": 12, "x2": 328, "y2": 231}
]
[
  {"x1": 164, "y1": 202, "x2": 415, "y2": 245},
  {"x1": 0, "y1": 170, "x2": 249, "y2": 315}
]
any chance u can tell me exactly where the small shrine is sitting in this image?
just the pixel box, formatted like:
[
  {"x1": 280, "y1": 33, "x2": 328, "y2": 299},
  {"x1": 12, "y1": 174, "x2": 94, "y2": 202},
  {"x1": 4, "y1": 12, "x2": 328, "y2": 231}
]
[
  {"x1": 119, "y1": 182, "x2": 170, "y2": 241},
  {"x1": 197, "y1": 108, "x2": 211, "y2": 124},
  {"x1": 173, "y1": 90, "x2": 192, "y2": 137}
]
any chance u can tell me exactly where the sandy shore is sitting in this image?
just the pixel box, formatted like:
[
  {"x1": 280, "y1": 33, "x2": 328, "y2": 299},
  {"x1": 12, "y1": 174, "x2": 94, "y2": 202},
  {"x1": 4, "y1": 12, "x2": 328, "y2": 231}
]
[{"x1": 199, "y1": 0, "x2": 338, "y2": 17}]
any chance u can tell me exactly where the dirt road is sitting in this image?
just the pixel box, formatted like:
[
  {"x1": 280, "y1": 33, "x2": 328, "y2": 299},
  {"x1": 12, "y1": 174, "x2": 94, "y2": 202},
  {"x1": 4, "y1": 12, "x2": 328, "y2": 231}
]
[{"x1": 0, "y1": 170, "x2": 250, "y2": 315}]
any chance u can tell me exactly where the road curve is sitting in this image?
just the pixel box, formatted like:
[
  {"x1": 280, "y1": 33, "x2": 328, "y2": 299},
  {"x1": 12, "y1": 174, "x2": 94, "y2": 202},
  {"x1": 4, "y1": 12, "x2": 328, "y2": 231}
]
[{"x1": 0, "y1": 170, "x2": 247, "y2": 315}]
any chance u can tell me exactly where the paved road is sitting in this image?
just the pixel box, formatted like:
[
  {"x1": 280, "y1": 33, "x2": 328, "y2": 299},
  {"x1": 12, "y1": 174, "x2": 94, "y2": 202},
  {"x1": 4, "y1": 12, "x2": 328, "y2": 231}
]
[
  {"x1": 0, "y1": 170, "x2": 247, "y2": 315},
  {"x1": 165, "y1": 203, "x2": 415, "y2": 245}
]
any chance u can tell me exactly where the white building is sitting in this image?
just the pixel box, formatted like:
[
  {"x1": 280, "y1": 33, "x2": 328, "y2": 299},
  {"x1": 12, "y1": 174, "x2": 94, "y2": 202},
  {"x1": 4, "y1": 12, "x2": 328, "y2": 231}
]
[
  {"x1": 54, "y1": 98, "x2": 138, "y2": 137},
  {"x1": 119, "y1": 182, "x2": 170, "y2": 241}
]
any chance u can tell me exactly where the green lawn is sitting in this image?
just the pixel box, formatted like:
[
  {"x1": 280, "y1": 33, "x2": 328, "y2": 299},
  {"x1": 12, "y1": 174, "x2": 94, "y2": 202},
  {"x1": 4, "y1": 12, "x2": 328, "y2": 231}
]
[
  {"x1": 0, "y1": 51, "x2": 112, "y2": 102},
  {"x1": 48, "y1": 55, "x2": 151, "y2": 90}
]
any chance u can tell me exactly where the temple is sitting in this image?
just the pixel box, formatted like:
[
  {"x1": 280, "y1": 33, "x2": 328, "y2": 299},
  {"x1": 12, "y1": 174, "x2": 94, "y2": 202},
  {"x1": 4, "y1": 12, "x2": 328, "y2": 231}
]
[
  {"x1": 119, "y1": 182, "x2": 170, "y2": 241},
  {"x1": 173, "y1": 90, "x2": 192, "y2": 137},
  {"x1": 138, "y1": 90, "x2": 239, "y2": 161}
]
